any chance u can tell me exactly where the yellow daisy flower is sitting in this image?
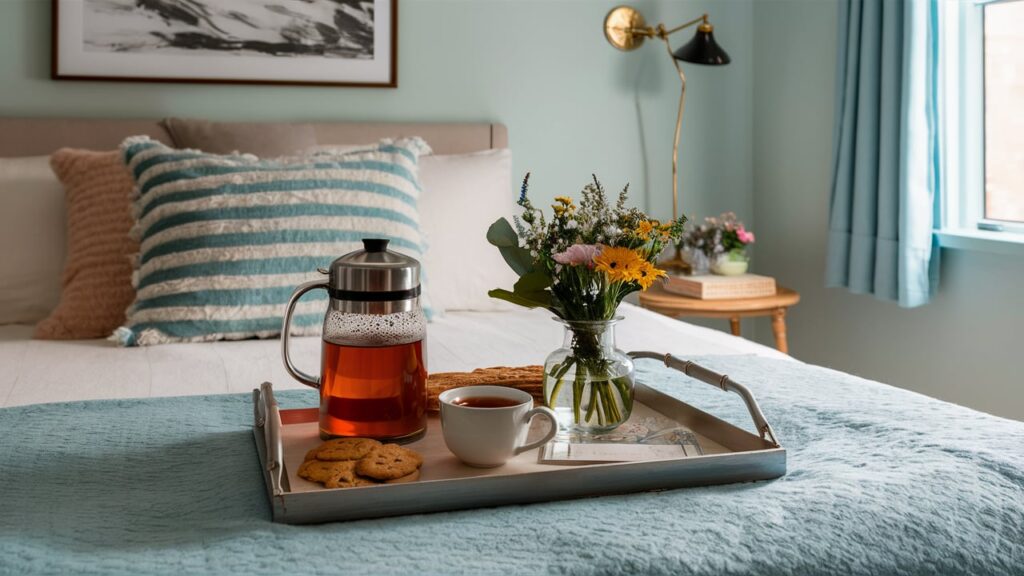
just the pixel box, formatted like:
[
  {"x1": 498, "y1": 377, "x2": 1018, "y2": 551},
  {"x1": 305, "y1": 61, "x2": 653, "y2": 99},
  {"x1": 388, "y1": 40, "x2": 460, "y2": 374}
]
[
  {"x1": 554, "y1": 196, "x2": 574, "y2": 206},
  {"x1": 635, "y1": 261, "x2": 667, "y2": 290},
  {"x1": 658, "y1": 222, "x2": 673, "y2": 241},
  {"x1": 635, "y1": 220, "x2": 655, "y2": 237},
  {"x1": 594, "y1": 246, "x2": 643, "y2": 283}
]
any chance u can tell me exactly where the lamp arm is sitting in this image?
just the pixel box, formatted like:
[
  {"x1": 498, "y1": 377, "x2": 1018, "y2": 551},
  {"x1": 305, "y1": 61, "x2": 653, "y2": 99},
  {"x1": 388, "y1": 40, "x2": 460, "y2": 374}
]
[
  {"x1": 661, "y1": 35, "x2": 687, "y2": 223},
  {"x1": 660, "y1": 14, "x2": 708, "y2": 38},
  {"x1": 625, "y1": 14, "x2": 707, "y2": 41}
]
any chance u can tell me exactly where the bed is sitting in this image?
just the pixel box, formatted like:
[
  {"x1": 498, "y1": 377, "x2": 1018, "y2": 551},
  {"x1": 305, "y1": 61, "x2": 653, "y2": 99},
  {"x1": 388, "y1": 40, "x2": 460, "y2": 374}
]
[
  {"x1": 0, "y1": 118, "x2": 1021, "y2": 575},
  {"x1": 0, "y1": 303, "x2": 785, "y2": 409}
]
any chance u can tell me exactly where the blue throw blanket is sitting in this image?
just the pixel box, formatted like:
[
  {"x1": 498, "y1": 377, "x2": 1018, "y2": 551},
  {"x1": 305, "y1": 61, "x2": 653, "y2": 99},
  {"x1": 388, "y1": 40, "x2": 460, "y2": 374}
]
[{"x1": 1, "y1": 356, "x2": 1022, "y2": 575}]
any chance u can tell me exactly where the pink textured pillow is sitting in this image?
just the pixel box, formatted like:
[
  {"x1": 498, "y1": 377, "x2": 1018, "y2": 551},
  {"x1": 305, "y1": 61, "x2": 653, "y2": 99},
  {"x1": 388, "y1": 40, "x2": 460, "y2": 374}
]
[{"x1": 34, "y1": 149, "x2": 137, "y2": 340}]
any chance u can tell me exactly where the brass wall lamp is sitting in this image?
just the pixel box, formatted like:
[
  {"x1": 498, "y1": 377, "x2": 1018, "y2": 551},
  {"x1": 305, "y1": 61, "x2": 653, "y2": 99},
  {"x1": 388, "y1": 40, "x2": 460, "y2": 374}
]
[{"x1": 604, "y1": 6, "x2": 730, "y2": 271}]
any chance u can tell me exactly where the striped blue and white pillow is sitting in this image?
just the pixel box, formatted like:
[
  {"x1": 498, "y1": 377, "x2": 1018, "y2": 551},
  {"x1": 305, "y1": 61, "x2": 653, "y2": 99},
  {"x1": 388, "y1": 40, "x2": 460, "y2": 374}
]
[{"x1": 112, "y1": 136, "x2": 432, "y2": 346}]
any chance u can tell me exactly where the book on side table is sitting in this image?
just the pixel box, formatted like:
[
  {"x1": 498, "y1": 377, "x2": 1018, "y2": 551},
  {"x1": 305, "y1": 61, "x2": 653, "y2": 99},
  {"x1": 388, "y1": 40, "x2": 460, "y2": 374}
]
[{"x1": 663, "y1": 274, "x2": 777, "y2": 300}]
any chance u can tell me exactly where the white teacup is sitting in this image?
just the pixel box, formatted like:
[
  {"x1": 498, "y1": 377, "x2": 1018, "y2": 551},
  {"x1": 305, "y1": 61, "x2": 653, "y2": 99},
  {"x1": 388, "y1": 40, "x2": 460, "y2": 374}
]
[{"x1": 439, "y1": 385, "x2": 558, "y2": 468}]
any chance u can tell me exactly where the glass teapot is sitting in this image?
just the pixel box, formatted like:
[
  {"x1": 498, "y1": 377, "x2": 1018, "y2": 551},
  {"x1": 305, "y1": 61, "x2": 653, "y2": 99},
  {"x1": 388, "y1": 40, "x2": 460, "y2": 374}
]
[{"x1": 281, "y1": 238, "x2": 428, "y2": 442}]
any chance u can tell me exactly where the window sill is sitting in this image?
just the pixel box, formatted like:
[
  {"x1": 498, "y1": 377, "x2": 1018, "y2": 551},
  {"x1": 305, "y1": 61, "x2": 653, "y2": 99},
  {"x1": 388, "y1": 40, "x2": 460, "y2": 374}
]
[{"x1": 936, "y1": 229, "x2": 1024, "y2": 256}]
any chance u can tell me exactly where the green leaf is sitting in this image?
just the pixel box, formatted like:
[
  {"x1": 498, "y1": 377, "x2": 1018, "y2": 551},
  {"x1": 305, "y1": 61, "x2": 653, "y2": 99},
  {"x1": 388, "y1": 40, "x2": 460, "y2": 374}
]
[
  {"x1": 514, "y1": 270, "x2": 553, "y2": 293},
  {"x1": 502, "y1": 246, "x2": 535, "y2": 276},
  {"x1": 487, "y1": 288, "x2": 552, "y2": 310},
  {"x1": 486, "y1": 218, "x2": 519, "y2": 247},
  {"x1": 486, "y1": 218, "x2": 534, "y2": 276}
]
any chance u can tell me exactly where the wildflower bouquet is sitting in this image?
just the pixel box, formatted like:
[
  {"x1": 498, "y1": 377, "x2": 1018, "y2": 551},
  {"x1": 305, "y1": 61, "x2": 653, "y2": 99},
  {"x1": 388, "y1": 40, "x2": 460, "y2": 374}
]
[{"x1": 486, "y1": 174, "x2": 685, "y2": 432}]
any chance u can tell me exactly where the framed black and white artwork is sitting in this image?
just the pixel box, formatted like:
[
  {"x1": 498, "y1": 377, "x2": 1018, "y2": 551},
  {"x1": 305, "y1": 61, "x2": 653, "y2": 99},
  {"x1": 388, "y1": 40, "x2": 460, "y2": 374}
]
[{"x1": 52, "y1": 0, "x2": 397, "y2": 87}]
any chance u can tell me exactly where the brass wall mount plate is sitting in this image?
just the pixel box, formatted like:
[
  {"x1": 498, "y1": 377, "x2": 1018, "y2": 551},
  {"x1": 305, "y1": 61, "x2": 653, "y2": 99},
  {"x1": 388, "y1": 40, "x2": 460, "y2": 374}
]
[{"x1": 604, "y1": 5, "x2": 646, "y2": 51}]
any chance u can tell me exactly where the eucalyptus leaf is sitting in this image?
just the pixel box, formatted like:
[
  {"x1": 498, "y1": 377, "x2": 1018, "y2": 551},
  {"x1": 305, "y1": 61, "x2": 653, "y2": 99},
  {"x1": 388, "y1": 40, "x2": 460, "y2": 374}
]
[
  {"x1": 487, "y1": 288, "x2": 551, "y2": 310},
  {"x1": 514, "y1": 270, "x2": 553, "y2": 293},
  {"x1": 486, "y1": 218, "x2": 519, "y2": 247},
  {"x1": 487, "y1": 218, "x2": 534, "y2": 276},
  {"x1": 502, "y1": 246, "x2": 535, "y2": 276}
]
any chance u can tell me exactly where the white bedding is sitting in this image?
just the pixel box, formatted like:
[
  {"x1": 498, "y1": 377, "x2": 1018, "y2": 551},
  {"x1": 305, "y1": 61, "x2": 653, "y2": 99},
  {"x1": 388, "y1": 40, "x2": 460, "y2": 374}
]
[{"x1": 0, "y1": 303, "x2": 787, "y2": 409}]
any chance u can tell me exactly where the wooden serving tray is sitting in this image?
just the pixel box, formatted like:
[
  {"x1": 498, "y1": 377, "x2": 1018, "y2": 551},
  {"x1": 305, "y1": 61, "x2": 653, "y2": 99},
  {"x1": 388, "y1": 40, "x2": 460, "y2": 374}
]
[{"x1": 253, "y1": 352, "x2": 786, "y2": 525}]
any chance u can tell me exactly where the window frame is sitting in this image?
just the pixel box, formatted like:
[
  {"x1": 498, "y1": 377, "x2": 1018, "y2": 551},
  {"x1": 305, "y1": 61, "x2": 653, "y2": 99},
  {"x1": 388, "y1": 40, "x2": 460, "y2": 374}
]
[{"x1": 938, "y1": 0, "x2": 1024, "y2": 251}]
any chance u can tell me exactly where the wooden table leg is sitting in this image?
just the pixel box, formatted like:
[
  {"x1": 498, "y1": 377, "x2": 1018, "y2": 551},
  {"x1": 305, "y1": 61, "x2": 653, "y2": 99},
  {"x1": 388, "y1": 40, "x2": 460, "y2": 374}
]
[
  {"x1": 729, "y1": 317, "x2": 741, "y2": 336},
  {"x1": 771, "y1": 308, "x2": 788, "y2": 354}
]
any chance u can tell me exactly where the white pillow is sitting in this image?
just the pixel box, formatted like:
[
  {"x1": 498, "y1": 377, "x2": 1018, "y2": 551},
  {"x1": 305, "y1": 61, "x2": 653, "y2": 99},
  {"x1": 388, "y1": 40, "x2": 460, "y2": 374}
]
[
  {"x1": 418, "y1": 149, "x2": 519, "y2": 312},
  {"x1": 0, "y1": 156, "x2": 66, "y2": 324}
]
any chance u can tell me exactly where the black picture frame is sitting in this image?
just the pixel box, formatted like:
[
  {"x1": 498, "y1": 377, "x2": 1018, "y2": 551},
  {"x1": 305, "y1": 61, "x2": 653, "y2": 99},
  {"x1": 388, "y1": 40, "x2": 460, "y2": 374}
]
[{"x1": 52, "y1": 0, "x2": 398, "y2": 88}]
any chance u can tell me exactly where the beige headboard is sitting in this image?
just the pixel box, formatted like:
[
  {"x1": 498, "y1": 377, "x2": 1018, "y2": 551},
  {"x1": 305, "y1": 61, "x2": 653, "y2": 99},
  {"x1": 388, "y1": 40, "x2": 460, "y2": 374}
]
[{"x1": 0, "y1": 118, "x2": 508, "y2": 157}]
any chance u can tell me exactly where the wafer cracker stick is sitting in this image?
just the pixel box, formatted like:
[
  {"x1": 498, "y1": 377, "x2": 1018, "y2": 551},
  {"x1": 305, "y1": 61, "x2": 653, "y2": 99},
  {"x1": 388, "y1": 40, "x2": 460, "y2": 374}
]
[{"x1": 427, "y1": 366, "x2": 545, "y2": 412}]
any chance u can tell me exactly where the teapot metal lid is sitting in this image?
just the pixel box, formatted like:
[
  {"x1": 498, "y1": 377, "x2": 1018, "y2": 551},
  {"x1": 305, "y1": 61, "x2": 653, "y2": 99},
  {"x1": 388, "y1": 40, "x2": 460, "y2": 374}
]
[{"x1": 327, "y1": 239, "x2": 420, "y2": 301}]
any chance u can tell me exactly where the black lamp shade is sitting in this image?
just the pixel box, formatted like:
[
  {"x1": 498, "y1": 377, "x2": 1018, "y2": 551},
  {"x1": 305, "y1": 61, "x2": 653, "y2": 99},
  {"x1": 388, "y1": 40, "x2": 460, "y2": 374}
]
[{"x1": 672, "y1": 29, "x2": 731, "y2": 65}]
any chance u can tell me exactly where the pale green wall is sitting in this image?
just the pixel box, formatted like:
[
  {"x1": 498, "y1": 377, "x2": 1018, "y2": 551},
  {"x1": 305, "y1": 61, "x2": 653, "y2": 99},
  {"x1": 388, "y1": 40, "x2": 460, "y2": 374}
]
[
  {"x1": 0, "y1": 0, "x2": 753, "y2": 225},
  {"x1": 751, "y1": 0, "x2": 1024, "y2": 420},
  {"x1": 1, "y1": 0, "x2": 754, "y2": 337}
]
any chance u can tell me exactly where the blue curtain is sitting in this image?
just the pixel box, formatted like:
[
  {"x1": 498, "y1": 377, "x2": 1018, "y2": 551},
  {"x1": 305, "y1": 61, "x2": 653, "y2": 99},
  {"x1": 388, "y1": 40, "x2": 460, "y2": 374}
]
[{"x1": 826, "y1": 0, "x2": 941, "y2": 308}]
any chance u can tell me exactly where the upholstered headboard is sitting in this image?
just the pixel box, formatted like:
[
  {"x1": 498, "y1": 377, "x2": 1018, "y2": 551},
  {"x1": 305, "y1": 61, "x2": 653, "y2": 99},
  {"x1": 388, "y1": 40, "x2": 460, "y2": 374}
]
[{"x1": 0, "y1": 118, "x2": 508, "y2": 157}]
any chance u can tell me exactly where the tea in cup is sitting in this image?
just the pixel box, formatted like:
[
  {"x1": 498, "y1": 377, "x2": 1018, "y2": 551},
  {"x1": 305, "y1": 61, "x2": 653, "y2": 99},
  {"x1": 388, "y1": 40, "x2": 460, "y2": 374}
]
[{"x1": 439, "y1": 386, "x2": 557, "y2": 468}]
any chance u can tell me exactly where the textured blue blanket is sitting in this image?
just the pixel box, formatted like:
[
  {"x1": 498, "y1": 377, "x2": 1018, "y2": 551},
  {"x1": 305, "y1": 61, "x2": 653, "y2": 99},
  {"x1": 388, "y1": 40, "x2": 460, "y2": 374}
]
[{"x1": 1, "y1": 356, "x2": 1022, "y2": 575}]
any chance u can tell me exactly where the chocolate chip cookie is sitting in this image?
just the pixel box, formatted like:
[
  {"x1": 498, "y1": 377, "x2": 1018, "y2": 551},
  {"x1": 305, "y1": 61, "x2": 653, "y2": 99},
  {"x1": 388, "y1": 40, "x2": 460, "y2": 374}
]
[{"x1": 355, "y1": 444, "x2": 424, "y2": 480}]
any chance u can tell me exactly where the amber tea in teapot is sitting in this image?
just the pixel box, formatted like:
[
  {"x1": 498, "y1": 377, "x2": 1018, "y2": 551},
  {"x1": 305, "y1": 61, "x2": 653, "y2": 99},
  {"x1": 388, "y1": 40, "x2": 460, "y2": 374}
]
[{"x1": 320, "y1": 326, "x2": 426, "y2": 439}]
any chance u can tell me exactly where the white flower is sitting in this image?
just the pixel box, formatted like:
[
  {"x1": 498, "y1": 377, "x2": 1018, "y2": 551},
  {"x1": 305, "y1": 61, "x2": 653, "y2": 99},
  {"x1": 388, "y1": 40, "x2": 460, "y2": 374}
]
[{"x1": 566, "y1": 220, "x2": 578, "y2": 230}]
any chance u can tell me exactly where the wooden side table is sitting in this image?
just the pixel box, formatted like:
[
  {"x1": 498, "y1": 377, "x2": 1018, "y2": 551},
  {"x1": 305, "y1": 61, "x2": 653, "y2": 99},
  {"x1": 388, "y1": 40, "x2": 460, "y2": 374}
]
[{"x1": 638, "y1": 283, "x2": 801, "y2": 353}]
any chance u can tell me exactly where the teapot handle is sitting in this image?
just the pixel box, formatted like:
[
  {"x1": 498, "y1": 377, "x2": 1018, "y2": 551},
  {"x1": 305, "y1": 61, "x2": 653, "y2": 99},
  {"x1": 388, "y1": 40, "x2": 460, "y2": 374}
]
[{"x1": 281, "y1": 279, "x2": 329, "y2": 389}]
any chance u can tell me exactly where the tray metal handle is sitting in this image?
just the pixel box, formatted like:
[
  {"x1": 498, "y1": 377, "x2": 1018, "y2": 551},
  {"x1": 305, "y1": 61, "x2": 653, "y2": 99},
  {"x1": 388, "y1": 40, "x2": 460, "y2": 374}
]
[
  {"x1": 253, "y1": 381, "x2": 285, "y2": 496},
  {"x1": 629, "y1": 351, "x2": 779, "y2": 447}
]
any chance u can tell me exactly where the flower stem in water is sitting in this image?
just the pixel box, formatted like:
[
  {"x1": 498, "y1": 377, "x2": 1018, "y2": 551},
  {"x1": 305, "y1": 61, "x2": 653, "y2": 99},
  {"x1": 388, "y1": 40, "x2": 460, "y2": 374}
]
[
  {"x1": 546, "y1": 358, "x2": 575, "y2": 406},
  {"x1": 585, "y1": 383, "x2": 598, "y2": 423}
]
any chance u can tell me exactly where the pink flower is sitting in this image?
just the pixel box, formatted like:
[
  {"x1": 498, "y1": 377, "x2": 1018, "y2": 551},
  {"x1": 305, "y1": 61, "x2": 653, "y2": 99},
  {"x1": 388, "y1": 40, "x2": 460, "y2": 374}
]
[
  {"x1": 553, "y1": 244, "x2": 601, "y2": 267},
  {"x1": 736, "y1": 226, "x2": 755, "y2": 244}
]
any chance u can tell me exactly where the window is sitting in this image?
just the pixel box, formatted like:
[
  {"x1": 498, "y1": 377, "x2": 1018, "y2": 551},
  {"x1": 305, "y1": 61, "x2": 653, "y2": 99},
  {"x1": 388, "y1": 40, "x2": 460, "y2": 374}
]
[
  {"x1": 942, "y1": 0, "x2": 1024, "y2": 243},
  {"x1": 982, "y1": 1, "x2": 1024, "y2": 225}
]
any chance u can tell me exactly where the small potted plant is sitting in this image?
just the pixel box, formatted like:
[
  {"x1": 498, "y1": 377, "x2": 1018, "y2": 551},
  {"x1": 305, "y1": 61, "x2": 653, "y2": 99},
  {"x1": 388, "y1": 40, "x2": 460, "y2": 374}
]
[{"x1": 682, "y1": 212, "x2": 755, "y2": 276}]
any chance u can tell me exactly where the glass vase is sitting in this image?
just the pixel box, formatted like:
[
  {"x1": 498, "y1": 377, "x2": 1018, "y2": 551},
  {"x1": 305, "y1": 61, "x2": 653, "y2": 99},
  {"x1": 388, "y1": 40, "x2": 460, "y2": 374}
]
[
  {"x1": 542, "y1": 318, "x2": 635, "y2": 436},
  {"x1": 684, "y1": 247, "x2": 711, "y2": 275}
]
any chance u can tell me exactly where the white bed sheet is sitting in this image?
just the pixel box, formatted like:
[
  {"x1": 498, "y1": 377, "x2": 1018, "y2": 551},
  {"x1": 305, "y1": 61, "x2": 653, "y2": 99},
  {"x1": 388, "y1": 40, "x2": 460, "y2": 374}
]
[{"x1": 0, "y1": 303, "x2": 788, "y2": 409}]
